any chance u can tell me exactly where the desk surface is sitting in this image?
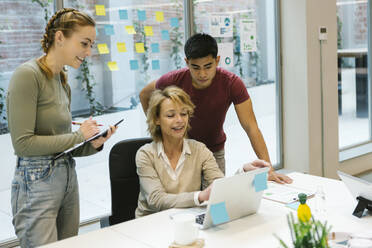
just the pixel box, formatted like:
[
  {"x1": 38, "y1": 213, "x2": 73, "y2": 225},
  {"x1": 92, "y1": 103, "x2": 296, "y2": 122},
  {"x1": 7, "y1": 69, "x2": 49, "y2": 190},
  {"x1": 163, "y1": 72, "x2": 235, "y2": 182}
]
[{"x1": 42, "y1": 172, "x2": 372, "y2": 248}]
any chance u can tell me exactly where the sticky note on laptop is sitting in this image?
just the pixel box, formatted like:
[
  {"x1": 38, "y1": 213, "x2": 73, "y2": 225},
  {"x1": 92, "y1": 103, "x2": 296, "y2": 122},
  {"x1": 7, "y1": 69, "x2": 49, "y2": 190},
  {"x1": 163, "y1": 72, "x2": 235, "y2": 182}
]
[
  {"x1": 210, "y1": 202, "x2": 230, "y2": 225},
  {"x1": 254, "y1": 172, "x2": 268, "y2": 192}
]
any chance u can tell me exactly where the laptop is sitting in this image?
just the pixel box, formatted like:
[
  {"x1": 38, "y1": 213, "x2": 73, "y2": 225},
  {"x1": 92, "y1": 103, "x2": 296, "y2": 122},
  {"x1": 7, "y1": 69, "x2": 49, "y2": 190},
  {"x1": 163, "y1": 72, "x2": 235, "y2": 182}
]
[
  {"x1": 337, "y1": 170, "x2": 372, "y2": 201},
  {"x1": 172, "y1": 167, "x2": 269, "y2": 229}
]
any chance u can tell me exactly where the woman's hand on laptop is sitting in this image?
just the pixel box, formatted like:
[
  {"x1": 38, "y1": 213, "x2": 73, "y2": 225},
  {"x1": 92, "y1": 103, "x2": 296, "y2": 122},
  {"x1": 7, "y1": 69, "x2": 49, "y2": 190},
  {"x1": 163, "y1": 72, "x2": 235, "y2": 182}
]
[
  {"x1": 198, "y1": 184, "x2": 213, "y2": 203},
  {"x1": 243, "y1": 159, "x2": 270, "y2": 172}
]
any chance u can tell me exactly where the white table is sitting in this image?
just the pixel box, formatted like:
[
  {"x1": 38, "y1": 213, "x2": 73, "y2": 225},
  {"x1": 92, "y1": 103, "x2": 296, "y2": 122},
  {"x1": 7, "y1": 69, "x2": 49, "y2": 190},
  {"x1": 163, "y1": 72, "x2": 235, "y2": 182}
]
[
  {"x1": 41, "y1": 227, "x2": 151, "y2": 248},
  {"x1": 42, "y1": 172, "x2": 372, "y2": 247}
]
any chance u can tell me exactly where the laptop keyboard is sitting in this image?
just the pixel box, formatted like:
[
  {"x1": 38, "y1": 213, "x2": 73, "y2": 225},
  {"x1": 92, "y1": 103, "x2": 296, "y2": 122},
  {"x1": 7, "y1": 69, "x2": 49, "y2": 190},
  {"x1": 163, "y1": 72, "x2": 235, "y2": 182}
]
[{"x1": 195, "y1": 213, "x2": 205, "y2": 225}]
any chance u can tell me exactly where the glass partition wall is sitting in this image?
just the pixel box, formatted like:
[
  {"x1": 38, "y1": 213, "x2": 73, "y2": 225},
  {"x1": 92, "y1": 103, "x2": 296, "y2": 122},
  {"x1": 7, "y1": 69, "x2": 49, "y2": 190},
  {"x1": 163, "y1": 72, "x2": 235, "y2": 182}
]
[
  {"x1": 0, "y1": 0, "x2": 55, "y2": 244},
  {"x1": 337, "y1": 0, "x2": 370, "y2": 149},
  {"x1": 192, "y1": 0, "x2": 281, "y2": 168},
  {"x1": 63, "y1": 0, "x2": 185, "y2": 114},
  {"x1": 0, "y1": 0, "x2": 281, "y2": 245}
]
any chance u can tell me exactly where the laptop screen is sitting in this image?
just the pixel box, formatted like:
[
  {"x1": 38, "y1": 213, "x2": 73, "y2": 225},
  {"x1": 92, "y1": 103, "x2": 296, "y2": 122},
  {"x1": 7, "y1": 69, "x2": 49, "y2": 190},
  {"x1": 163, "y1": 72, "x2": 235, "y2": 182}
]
[
  {"x1": 199, "y1": 167, "x2": 269, "y2": 229},
  {"x1": 337, "y1": 170, "x2": 372, "y2": 201}
]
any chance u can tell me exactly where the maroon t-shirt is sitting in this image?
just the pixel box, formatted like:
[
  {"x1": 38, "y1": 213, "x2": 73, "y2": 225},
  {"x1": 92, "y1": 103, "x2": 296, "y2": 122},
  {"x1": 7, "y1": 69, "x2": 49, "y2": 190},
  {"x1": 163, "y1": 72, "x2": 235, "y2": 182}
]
[{"x1": 156, "y1": 67, "x2": 250, "y2": 152}]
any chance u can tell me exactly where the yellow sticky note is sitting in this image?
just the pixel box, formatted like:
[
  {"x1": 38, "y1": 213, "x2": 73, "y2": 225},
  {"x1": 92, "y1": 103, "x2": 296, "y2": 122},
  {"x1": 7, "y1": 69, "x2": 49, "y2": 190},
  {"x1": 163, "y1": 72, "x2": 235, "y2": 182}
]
[
  {"x1": 107, "y1": 61, "x2": 118, "y2": 71},
  {"x1": 95, "y1": 5, "x2": 106, "y2": 16},
  {"x1": 97, "y1": 43, "x2": 109, "y2": 54},
  {"x1": 125, "y1": 25, "x2": 136, "y2": 34},
  {"x1": 155, "y1": 11, "x2": 164, "y2": 22},
  {"x1": 135, "y1": 43, "x2": 145, "y2": 53},
  {"x1": 117, "y1": 42, "x2": 127, "y2": 53},
  {"x1": 144, "y1": 26, "x2": 153, "y2": 36}
]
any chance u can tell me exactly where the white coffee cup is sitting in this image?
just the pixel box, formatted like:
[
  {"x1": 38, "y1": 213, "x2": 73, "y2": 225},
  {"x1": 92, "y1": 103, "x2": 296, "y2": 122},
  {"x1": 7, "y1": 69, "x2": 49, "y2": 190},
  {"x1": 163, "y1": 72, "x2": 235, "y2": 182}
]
[{"x1": 172, "y1": 213, "x2": 199, "y2": 245}]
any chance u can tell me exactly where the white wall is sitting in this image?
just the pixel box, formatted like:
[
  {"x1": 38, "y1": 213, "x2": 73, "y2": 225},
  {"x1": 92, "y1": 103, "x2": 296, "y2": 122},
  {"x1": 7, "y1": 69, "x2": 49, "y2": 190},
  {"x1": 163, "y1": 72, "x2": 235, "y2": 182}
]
[
  {"x1": 281, "y1": 0, "x2": 311, "y2": 174},
  {"x1": 281, "y1": 0, "x2": 339, "y2": 178}
]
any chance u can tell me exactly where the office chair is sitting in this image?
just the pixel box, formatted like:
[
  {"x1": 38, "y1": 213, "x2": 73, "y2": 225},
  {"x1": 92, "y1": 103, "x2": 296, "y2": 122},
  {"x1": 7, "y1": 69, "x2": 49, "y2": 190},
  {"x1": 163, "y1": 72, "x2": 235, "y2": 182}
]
[{"x1": 101, "y1": 137, "x2": 152, "y2": 227}]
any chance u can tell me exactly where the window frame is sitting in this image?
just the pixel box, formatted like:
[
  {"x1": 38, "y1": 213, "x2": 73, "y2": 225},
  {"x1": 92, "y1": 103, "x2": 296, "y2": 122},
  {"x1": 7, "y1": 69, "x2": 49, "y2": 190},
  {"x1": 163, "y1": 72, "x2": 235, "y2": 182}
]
[{"x1": 338, "y1": 0, "x2": 372, "y2": 161}]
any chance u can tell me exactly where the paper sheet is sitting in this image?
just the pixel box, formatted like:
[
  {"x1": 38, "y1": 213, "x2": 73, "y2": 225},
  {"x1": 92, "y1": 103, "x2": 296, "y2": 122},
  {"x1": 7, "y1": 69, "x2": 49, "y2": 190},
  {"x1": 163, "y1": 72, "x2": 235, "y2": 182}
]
[
  {"x1": 240, "y1": 19, "x2": 257, "y2": 52},
  {"x1": 263, "y1": 182, "x2": 315, "y2": 204}
]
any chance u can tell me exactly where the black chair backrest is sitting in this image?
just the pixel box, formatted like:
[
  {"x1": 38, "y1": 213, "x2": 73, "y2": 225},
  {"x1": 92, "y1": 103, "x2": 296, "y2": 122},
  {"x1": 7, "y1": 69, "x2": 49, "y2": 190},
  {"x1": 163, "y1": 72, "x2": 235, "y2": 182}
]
[{"x1": 108, "y1": 137, "x2": 152, "y2": 225}]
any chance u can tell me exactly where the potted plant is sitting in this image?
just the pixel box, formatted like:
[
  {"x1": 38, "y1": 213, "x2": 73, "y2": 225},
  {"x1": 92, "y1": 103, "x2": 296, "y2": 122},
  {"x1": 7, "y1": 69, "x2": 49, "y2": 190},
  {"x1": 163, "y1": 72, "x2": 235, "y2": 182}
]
[
  {"x1": 0, "y1": 41, "x2": 8, "y2": 134},
  {"x1": 133, "y1": 19, "x2": 150, "y2": 95},
  {"x1": 32, "y1": 0, "x2": 52, "y2": 24},
  {"x1": 76, "y1": 59, "x2": 105, "y2": 116},
  {"x1": 0, "y1": 86, "x2": 6, "y2": 124},
  {"x1": 233, "y1": 17, "x2": 244, "y2": 79},
  {"x1": 0, "y1": 84, "x2": 8, "y2": 134},
  {"x1": 66, "y1": 1, "x2": 104, "y2": 116},
  {"x1": 170, "y1": 0, "x2": 183, "y2": 70},
  {"x1": 276, "y1": 213, "x2": 331, "y2": 248}
]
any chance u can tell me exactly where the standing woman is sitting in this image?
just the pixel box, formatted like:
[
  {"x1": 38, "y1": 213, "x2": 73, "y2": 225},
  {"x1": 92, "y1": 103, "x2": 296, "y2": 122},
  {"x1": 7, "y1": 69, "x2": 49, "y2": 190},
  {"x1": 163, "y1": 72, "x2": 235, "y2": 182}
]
[{"x1": 6, "y1": 8, "x2": 115, "y2": 247}]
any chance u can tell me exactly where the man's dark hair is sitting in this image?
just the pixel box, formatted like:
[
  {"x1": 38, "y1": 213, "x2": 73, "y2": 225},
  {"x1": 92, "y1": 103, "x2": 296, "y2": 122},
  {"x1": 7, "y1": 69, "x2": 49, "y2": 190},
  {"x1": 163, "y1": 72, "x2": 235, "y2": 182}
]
[{"x1": 184, "y1": 33, "x2": 218, "y2": 59}]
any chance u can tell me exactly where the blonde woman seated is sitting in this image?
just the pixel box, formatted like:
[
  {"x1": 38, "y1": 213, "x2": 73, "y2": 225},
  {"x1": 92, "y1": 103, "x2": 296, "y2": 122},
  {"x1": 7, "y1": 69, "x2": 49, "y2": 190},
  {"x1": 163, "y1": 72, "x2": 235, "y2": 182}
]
[{"x1": 135, "y1": 86, "x2": 270, "y2": 218}]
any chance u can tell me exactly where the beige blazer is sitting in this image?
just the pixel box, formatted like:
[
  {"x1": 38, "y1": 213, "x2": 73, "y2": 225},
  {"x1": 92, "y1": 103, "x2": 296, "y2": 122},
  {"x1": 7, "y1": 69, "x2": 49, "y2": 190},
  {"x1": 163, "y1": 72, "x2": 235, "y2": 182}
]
[{"x1": 135, "y1": 139, "x2": 224, "y2": 218}]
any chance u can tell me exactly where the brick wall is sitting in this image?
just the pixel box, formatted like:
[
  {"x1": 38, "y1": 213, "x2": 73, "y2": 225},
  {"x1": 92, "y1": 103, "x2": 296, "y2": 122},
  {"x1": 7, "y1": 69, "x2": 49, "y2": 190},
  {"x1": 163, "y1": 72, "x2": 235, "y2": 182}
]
[
  {"x1": 353, "y1": 3, "x2": 367, "y2": 45},
  {"x1": 0, "y1": 0, "x2": 261, "y2": 116},
  {"x1": 0, "y1": 1, "x2": 53, "y2": 123},
  {"x1": 0, "y1": 1, "x2": 52, "y2": 73}
]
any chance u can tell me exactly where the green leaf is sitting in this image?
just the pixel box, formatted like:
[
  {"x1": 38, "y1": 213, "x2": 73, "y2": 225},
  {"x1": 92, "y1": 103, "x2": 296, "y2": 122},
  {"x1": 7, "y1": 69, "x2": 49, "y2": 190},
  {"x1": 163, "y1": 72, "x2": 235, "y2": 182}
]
[{"x1": 275, "y1": 213, "x2": 331, "y2": 248}]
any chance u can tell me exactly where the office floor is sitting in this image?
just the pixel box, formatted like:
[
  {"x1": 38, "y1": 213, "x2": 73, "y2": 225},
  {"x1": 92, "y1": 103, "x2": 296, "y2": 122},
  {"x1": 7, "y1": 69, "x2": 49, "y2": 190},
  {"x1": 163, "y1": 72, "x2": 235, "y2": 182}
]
[{"x1": 0, "y1": 82, "x2": 371, "y2": 245}]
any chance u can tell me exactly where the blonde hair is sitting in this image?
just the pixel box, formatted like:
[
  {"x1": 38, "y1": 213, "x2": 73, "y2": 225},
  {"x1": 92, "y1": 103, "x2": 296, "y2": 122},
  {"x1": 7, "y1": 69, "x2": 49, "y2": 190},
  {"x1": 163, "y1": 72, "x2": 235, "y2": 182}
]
[
  {"x1": 36, "y1": 8, "x2": 95, "y2": 86},
  {"x1": 147, "y1": 86, "x2": 195, "y2": 142}
]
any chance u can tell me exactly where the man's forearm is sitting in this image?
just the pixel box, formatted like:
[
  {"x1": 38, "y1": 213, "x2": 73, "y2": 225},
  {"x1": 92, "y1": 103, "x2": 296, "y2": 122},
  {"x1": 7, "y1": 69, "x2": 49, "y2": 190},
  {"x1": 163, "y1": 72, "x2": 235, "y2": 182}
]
[
  {"x1": 139, "y1": 91, "x2": 150, "y2": 114},
  {"x1": 139, "y1": 80, "x2": 157, "y2": 115},
  {"x1": 247, "y1": 129, "x2": 271, "y2": 164}
]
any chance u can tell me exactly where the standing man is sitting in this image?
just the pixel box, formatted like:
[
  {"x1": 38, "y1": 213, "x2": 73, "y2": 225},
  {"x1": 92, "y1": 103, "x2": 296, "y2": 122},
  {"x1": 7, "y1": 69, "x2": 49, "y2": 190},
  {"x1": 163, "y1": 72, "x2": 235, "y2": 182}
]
[{"x1": 140, "y1": 33, "x2": 291, "y2": 184}]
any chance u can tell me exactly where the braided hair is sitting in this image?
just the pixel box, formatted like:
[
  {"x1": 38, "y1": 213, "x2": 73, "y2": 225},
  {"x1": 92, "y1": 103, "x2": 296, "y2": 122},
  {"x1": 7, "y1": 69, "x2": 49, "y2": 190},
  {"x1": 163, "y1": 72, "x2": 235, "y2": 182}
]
[{"x1": 37, "y1": 8, "x2": 95, "y2": 85}]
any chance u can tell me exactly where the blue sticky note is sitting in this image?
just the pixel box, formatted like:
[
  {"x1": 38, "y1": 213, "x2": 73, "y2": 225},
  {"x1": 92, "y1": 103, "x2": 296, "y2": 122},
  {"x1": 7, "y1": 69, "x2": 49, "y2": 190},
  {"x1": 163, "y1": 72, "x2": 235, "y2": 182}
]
[
  {"x1": 104, "y1": 24, "x2": 114, "y2": 35},
  {"x1": 210, "y1": 202, "x2": 230, "y2": 225},
  {"x1": 138, "y1": 10, "x2": 146, "y2": 21},
  {"x1": 151, "y1": 43, "x2": 160, "y2": 53},
  {"x1": 119, "y1": 9, "x2": 128, "y2": 20},
  {"x1": 254, "y1": 172, "x2": 268, "y2": 192},
  {"x1": 130, "y1": 60, "x2": 139, "y2": 70},
  {"x1": 286, "y1": 202, "x2": 300, "y2": 211},
  {"x1": 161, "y1": 30, "x2": 170, "y2": 40},
  {"x1": 152, "y1": 60, "x2": 160, "y2": 70},
  {"x1": 170, "y1": 17, "x2": 179, "y2": 28}
]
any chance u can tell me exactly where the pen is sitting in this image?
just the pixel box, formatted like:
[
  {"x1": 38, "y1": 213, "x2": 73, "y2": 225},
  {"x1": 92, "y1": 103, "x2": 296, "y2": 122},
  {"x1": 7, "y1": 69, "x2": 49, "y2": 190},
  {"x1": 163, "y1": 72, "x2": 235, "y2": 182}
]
[{"x1": 72, "y1": 121, "x2": 103, "y2": 126}]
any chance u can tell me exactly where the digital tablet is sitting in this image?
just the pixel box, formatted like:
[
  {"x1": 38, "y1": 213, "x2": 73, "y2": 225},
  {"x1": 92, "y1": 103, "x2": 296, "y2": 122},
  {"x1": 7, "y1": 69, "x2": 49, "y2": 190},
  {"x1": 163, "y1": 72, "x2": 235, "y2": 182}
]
[{"x1": 86, "y1": 118, "x2": 124, "y2": 142}]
